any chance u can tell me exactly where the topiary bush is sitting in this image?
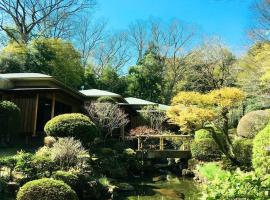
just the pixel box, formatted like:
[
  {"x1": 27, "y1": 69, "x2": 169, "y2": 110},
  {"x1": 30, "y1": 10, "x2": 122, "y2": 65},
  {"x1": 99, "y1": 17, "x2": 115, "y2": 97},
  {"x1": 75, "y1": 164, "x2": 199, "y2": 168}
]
[
  {"x1": 253, "y1": 123, "x2": 270, "y2": 175},
  {"x1": 194, "y1": 129, "x2": 212, "y2": 140},
  {"x1": 44, "y1": 113, "x2": 99, "y2": 144},
  {"x1": 0, "y1": 100, "x2": 20, "y2": 144},
  {"x1": 52, "y1": 171, "x2": 79, "y2": 191},
  {"x1": 237, "y1": 109, "x2": 270, "y2": 139},
  {"x1": 233, "y1": 138, "x2": 253, "y2": 168},
  {"x1": 16, "y1": 178, "x2": 78, "y2": 200},
  {"x1": 191, "y1": 129, "x2": 222, "y2": 161}
]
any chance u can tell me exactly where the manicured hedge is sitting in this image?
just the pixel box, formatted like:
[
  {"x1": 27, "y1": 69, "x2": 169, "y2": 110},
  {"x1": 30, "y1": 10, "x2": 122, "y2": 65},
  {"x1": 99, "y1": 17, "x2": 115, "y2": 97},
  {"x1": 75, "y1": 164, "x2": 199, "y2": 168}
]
[
  {"x1": 44, "y1": 113, "x2": 99, "y2": 144},
  {"x1": 191, "y1": 129, "x2": 222, "y2": 161},
  {"x1": 0, "y1": 100, "x2": 20, "y2": 143},
  {"x1": 52, "y1": 171, "x2": 79, "y2": 191},
  {"x1": 233, "y1": 138, "x2": 253, "y2": 167},
  {"x1": 194, "y1": 129, "x2": 212, "y2": 140},
  {"x1": 16, "y1": 178, "x2": 78, "y2": 200},
  {"x1": 253, "y1": 123, "x2": 270, "y2": 175},
  {"x1": 237, "y1": 110, "x2": 270, "y2": 139}
]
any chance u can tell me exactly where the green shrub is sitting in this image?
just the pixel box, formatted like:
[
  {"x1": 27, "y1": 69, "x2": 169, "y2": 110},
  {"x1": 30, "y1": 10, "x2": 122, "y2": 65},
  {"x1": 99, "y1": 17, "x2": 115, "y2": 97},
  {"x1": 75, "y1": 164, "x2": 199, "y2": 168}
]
[
  {"x1": 237, "y1": 110, "x2": 270, "y2": 139},
  {"x1": 191, "y1": 129, "x2": 222, "y2": 161},
  {"x1": 194, "y1": 129, "x2": 212, "y2": 140},
  {"x1": 52, "y1": 171, "x2": 79, "y2": 191},
  {"x1": 203, "y1": 171, "x2": 270, "y2": 199},
  {"x1": 44, "y1": 113, "x2": 99, "y2": 144},
  {"x1": 0, "y1": 100, "x2": 20, "y2": 144},
  {"x1": 16, "y1": 178, "x2": 78, "y2": 200},
  {"x1": 197, "y1": 163, "x2": 230, "y2": 181},
  {"x1": 253, "y1": 123, "x2": 270, "y2": 175},
  {"x1": 96, "y1": 96, "x2": 116, "y2": 103},
  {"x1": 15, "y1": 151, "x2": 36, "y2": 180},
  {"x1": 233, "y1": 138, "x2": 253, "y2": 168}
]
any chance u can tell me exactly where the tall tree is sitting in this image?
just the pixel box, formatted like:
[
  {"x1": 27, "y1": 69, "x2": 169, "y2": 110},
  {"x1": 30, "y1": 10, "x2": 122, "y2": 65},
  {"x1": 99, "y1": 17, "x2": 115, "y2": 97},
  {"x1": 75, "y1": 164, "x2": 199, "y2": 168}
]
[
  {"x1": 0, "y1": 38, "x2": 84, "y2": 89},
  {"x1": 127, "y1": 43, "x2": 165, "y2": 103},
  {"x1": 0, "y1": 0, "x2": 95, "y2": 44},
  {"x1": 250, "y1": 0, "x2": 270, "y2": 41},
  {"x1": 183, "y1": 39, "x2": 237, "y2": 92}
]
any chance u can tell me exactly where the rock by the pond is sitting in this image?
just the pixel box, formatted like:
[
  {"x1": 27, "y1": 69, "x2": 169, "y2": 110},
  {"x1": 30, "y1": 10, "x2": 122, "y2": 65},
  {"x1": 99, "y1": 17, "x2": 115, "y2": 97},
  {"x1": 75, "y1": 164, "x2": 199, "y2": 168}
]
[
  {"x1": 182, "y1": 169, "x2": 195, "y2": 177},
  {"x1": 115, "y1": 182, "x2": 135, "y2": 191}
]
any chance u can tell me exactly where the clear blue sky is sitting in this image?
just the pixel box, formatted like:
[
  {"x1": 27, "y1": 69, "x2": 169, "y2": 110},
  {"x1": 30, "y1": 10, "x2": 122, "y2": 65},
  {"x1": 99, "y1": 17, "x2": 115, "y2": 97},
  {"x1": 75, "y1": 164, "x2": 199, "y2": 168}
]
[{"x1": 95, "y1": 0, "x2": 255, "y2": 56}]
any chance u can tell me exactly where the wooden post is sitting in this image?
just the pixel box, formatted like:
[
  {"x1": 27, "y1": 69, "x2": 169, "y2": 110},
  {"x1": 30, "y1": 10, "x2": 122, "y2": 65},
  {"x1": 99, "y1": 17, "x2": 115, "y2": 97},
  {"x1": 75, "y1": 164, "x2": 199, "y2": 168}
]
[
  {"x1": 33, "y1": 94, "x2": 39, "y2": 137},
  {"x1": 120, "y1": 126, "x2": 125, "y2": 141},
  {"x1": 51, "y1": 93, "x2": 55, "y2": 119},
  {"x1": 137, "y1": 137, "x2": 140, "y2": 150},
  {"x1": 160, "y1": 137, "x2": 164, "y2": 151}
]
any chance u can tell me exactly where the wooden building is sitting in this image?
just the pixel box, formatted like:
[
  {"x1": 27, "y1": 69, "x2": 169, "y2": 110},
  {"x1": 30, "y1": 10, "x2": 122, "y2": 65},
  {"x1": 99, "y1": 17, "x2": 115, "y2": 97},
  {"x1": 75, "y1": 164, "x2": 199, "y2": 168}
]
[
  {"x1": 0, "y1": 73, "x2": 169, "y2": 142},
  {"x1": 0, "y1": 73, "x2": 84, "y2": 138}
]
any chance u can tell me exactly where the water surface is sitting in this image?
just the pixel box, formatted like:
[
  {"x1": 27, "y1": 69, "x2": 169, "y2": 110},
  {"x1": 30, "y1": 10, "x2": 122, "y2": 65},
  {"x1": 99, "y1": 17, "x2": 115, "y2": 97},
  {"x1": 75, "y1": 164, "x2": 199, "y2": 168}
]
[{"x1": 118, "y1": 175, "x2": 201, "y2": 200}]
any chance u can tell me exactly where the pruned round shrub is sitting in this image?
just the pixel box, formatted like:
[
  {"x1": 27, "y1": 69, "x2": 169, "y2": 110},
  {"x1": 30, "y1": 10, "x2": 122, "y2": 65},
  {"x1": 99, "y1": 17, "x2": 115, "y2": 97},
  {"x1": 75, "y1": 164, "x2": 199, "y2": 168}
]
[
  {"x1": 16, "y1": 178, "x2": 78, "y2": 200},
  {"x1": 0, "y1": 100, "x2": 20, "y2": 143},
  {"x1": 194, "y1": 129, "x2": 212, "y2": 140},
  {"x1": 253, "y1": 124, "x2": 270, "y2": 175},
  {"x1": 233, "y1": 138, "x2": 253, "y2": 167},
  {"x1": 191, "y1": 129, "x2": 222, "y2": 161},
  {"x1": 52, "y1": 171, "x2": 79, "y2": 191},
  {"x1": 44, "y1": 113, "x2": 99, "y2": 144},
  {"x1": 237, "y1": 110, "x2": 270, "y2": 139}
]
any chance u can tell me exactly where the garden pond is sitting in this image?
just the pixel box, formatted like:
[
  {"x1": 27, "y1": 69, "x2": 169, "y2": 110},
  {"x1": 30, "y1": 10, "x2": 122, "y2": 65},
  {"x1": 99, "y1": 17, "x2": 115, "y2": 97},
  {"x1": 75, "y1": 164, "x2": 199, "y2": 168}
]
[{"x1": 118, "y1": 174, "x2": 201, "y2": 200}]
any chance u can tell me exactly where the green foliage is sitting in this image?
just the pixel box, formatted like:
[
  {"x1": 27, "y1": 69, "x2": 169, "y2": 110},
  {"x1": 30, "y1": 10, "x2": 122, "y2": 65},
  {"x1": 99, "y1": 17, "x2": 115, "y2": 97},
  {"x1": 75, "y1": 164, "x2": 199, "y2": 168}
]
[
  {"x1": 197, "y1": 163, "x2": 230, "y2": 181},
  {"x1": 0, "y1": 39, "x2": 84, "y2": 89},
  {"x1": 202, "y1": 171, "x2": 270, "y2": 200},
  {"x1": 191, "y1": 138, "x2": 222, "y2": 161},
  {"x1": 233, "y1": 138, "x2": 253, "y2": 168},
  {"x1": 127, "y1": 43, "x2": 165, "y2": 103},
  {"x1": 97, "y1": 66, "x2": 128, "y2": 95},
  {"x1": 32, "y1": 154, "x2": 55, "y2": 178},
  {"x1": 0, "y1": 100, "x2": 21, "y2": 144},
  {"x1": 253, "y1": 123, "x2": 270, "y2": 175},
  {"x1": 191, "y1": 129, "x2": 222, "y2": 161},
  {"x1": 194, "y1": 129, "x2": 212, "y2": 140},
  {"x1": 16, "y1": 178, "x2": 78, "y2": 200},
  {"x1": 237, "y1": 109, "x2": 270, "y2": 139},
  {"x1": 183, "y1": 41, "x2": 237, "y2": 93},
  {"x1": 97, "y1": 96, "x2": 117, "y2": 103},
  {"x1": 44, "y1": 113, "x2": 99, "y2": 144},
  {"x1": 0, "y1": 156, "x2": 17, "y2": 181},
  {"x1": 15, "y1": 151, "x2": 36, "y2": 180},
  {"x1": 52, "y1": 171, "x2": 79, "y2": 191}
]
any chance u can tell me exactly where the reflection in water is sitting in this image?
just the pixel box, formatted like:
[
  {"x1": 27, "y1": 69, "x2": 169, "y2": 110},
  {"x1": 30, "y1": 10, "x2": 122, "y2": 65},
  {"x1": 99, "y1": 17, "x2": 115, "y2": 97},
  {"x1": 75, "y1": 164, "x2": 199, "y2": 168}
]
[{"x1": 118, "y1": 174, "x2": 201, "y2": 200}]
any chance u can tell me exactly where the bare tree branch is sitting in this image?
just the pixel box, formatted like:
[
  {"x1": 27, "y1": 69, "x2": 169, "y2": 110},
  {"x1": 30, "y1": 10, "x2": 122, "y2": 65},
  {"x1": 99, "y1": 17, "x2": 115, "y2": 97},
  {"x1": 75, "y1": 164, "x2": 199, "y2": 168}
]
[{"x1": 0, "y1": 0, "x2": 96, "y2": 43}]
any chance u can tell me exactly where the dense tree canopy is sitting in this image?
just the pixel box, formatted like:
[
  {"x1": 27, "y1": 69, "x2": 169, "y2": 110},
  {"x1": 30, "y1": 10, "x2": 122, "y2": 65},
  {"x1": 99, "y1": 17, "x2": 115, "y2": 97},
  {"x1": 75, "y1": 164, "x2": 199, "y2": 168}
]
[{"x1": 0, "y1": 38, "x2": 84, "y2": 89}]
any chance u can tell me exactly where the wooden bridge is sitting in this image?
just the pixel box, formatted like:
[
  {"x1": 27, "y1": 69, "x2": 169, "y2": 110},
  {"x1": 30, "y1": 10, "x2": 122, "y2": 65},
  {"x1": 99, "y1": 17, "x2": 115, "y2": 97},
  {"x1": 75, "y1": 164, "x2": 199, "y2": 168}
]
[{"x1": 131, "y1": 135, "x2": 193, "y2": 159}]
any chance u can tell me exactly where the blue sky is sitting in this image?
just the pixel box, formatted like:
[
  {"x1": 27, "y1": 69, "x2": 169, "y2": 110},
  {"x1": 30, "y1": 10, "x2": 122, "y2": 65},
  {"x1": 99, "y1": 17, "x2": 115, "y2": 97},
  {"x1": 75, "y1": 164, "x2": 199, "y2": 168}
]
[{"x1": 95, "y1": 0, "x2": 255, "y2": 56}]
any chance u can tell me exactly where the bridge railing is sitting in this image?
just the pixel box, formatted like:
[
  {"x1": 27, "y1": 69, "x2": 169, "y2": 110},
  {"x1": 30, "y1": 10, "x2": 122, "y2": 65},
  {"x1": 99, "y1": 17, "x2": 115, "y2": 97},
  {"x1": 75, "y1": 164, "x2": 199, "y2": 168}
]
[{"x1": 132, "y1": 135, "x2": 193, "y2": 151}]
